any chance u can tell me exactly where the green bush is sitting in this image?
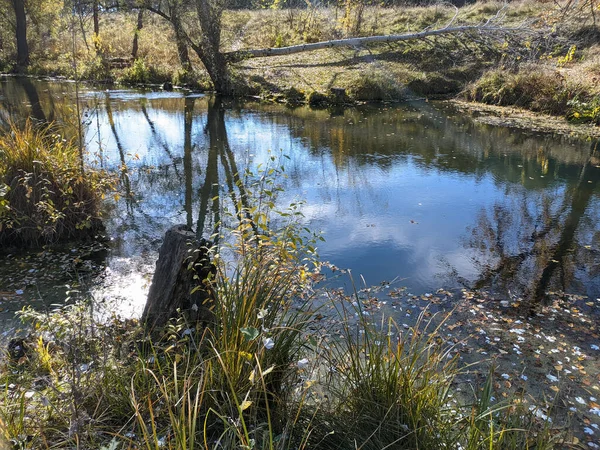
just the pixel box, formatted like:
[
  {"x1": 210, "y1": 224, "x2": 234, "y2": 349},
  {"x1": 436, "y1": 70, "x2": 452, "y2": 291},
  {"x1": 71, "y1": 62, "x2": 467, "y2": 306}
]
[
  {"x1": 78, "y1": 55, "x2": 113, "y2": 83},
  {"x1": 568, "y1": 95, "x2": 600, "y2": 125},
  {"x1": 119, "y1": 58, "x2": 171, "y2": 85}
]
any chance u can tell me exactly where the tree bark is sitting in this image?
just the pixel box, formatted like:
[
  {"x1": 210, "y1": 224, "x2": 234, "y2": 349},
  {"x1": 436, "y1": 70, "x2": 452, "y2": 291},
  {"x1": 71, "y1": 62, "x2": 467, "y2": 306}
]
[
  {"x1": 143, "y1": 225, "x2": 215, "y2": 330},
  {"x1": 194, "y1": 0, "x2": 233, "y2": 94},
  {"x1": 11, "y1": 0, "x2": 29, "y2": 70},
  {"x1": 170, "y1": 10, "x2": 191, "y2": 70},
  {"x1": 132, "y1": 9, "x2": 144, "y2": 60},
  {"x1": 224, "y1": 24, "x2": 531, "y2": 61},
  {"x1": 93, "y1": 0, "x2": 100, "y2": 53}
]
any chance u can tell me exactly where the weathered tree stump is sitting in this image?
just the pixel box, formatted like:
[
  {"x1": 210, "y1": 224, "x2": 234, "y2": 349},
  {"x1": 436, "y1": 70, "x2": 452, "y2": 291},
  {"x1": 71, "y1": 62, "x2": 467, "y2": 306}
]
[{"x1": 142, "y1": 225, "x2": 215, "y2": 330}]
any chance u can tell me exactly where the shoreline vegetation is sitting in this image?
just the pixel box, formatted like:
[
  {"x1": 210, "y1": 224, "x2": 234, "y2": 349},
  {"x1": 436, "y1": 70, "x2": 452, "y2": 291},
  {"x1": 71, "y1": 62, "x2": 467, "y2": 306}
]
[
  {"x1": 0, "y1": 208, "x2": 567, "y2": 449},
  {"x1": 0, "y1": 0, "x2": 598, "y2": 447},
  {"x1": 1, "y1": 1, "x2": 600, "y2": 135},
  {"x1": 0, "y1": 121, "x2": 111, "y2": 247},
  {"x1": 0, "y1": 123, "x2": 582, "y2": 448}
]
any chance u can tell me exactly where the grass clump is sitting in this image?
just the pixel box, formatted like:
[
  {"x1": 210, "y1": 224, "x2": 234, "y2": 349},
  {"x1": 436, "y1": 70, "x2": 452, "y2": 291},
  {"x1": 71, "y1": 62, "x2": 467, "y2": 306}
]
[
  {"x1": 118, "y1": 58, "x2": 171, "y2": 85},
  {"x1": 0, "y1": 184, "x2": 562, "y2": 448},
  {"x1": 0, "y1": 294, "x2": 562, "y2": 449},
  {"x1": 347, "y1": 69, "x2": 404, "y2": 102},
  {"x1": 465, "y1": 66, "x2": 577, "y2": 116},
  {"x1": 0, "y1": 121, "x2": 111, "y2": 247}
]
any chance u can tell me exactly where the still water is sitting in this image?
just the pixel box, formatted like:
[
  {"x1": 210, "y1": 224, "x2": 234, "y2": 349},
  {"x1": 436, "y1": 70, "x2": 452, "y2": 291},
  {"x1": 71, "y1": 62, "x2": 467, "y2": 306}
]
[{"x1": 1, "y1": 76, "x2": 599, "y2": 317}]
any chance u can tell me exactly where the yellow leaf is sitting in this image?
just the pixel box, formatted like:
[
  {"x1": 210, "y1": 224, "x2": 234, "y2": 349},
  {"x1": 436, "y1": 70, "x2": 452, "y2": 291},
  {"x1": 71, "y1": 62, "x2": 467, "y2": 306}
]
[
  {"x1": 240, "y1": 351, "x2": 253, "y2": 361},
  {"x1": 262, "y1": 365, "x2": 275, "y2": 377},
  {"x1": 240, "y1": 400, "x2": 252, "y2": 411}
]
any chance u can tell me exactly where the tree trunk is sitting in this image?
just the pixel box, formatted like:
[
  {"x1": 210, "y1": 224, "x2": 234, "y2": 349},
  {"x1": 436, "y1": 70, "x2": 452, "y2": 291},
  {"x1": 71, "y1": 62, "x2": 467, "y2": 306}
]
[
  {"x1": 93, "y1": 0, "x2": 100, "y2": 53},
  {"x1": 143, "y1": 225, "x2": 215, "y2": 330},
  {"x1": 132, "y1": 9, "x2": 144, "y2": 60},
  {"x1": 194, "y1": 0, "x2": 234, "y2": 94},
  {"x1": 11, "y1": 0, "x2": 29, "y2": 70},
  {"x1": 201, "y1": 50, "x2": 232, "y2": 94},
  {"x1": 224, "y1": 24, "x2": 534, "y2": 61},
  {"x1": 171, "y1": 11, "x2": 191, "y2": 70}
]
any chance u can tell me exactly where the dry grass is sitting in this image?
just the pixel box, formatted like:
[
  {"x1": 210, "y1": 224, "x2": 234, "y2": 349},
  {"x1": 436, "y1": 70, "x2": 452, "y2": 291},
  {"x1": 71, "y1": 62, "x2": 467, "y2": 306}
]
[
  {"x1": 0, "y1": 121, "x2": 111, "y2": 246},
  {"x1": 11, "y1": 0, "x2": 600, "y2": 119}
]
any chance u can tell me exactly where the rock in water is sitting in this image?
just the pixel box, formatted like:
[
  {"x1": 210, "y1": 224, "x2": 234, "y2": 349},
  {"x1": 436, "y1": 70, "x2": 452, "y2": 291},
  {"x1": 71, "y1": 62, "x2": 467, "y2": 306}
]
[{"x1": 142, "y1": 225, "x2": 215, "y2": 329}]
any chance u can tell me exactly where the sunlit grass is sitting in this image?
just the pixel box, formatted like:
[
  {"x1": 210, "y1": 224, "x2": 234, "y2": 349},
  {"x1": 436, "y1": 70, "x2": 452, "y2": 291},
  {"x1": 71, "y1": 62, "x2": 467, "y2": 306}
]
[{"x1": 0, "y1": 120, "x2": 111, "y2": 246}]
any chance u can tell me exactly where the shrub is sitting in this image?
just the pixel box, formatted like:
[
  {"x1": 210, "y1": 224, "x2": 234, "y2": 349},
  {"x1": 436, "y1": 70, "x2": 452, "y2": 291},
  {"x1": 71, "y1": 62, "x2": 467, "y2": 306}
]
[
  {"x1": 347, "y1": 70, "x2": 404, "y2": 102},
  {"x1": 307, "y1": 90, "x2": 329, "y2": 107},
  {"x1": 118, "y1": 58, "x2": 171, "y2": 85},
  {"x1": 465, "y1": 67, "x2": 577, "y2": 115},
  {"x1": 0, "y1": 121, "x2": 111, "y2": 246},
  {"x1": 78, "y1": 55, "x2": 114, "y2": 83},
  {"x1": 568, "y1": 95, "x2": 600, "y2": 125}
]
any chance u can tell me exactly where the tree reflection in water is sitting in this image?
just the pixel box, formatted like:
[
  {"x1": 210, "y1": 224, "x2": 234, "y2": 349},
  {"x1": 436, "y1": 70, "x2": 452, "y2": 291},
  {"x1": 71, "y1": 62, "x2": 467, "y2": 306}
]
[{"x1": 468, "y1": 141, "x2": 600, "y2": 308}]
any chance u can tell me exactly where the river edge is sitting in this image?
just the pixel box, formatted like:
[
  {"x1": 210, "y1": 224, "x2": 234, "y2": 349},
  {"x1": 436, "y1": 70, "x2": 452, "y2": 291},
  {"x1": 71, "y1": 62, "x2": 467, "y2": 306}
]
[
  {"x1": 3, "y1": 72, "x2": 600, "y2": 141},
  {"x1": 1, "y1": 78, "x2": 600, "y2": 445},
  {"x1": 1, "y1": 242, "x2": 599, "y2": 446},
  {"x1": 449, "y1": 99, "x2": 600, "y2": 140}
]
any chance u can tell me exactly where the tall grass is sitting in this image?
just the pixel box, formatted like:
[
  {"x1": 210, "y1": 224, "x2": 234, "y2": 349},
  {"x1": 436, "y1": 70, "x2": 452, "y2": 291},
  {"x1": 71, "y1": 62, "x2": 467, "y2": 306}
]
[
  {"x1": 0, "y1": 196, "x2": 562, "y2": 449},
  {"x1": 0, "y1": 121, "x2": 111, "y2": 246}
]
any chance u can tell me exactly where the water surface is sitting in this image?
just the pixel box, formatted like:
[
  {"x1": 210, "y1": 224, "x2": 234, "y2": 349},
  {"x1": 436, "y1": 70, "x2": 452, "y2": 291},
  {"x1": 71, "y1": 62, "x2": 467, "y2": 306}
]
[{"x1": 1, "y1": 77, "x2": 599, "y2": 318}]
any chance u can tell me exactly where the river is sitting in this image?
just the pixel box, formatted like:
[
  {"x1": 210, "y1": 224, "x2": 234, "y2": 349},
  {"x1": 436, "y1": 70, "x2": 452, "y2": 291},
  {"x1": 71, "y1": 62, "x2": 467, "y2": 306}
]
[{"x1": 1, "y1": 76, "x2": 600, "y2": 443}]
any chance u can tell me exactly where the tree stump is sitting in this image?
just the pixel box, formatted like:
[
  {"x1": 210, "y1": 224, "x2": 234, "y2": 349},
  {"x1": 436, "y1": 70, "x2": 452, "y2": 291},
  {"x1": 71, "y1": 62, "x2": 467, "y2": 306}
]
[{"x1": 142, "y1": 225, "x2": 215, "y2": 330}]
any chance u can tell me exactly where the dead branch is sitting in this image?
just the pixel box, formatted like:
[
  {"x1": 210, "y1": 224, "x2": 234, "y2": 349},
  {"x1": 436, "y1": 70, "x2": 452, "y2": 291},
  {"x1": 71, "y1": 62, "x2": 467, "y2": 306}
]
[{"x1": 225, "y1": 21, "x2": 542, "y2": 62}]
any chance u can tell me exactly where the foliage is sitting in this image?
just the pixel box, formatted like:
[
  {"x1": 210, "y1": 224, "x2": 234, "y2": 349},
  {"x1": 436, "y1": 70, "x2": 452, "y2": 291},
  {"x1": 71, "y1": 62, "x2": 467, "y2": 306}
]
[
  {"x1": 118, "y1": 58, "x2": 171, "y2": 85},
  {"x1": 0, "y1": 120, "x2": 111, "y2": 246},
  {"x1": 0, "y1": 290, "x2": 562, "y2": 449},
  {"x1": 78, "y1": 55, "x2": 113, "y2": 82},
  {"x1": 567, "y1": 95, "x2": 600, "y2": 125}
]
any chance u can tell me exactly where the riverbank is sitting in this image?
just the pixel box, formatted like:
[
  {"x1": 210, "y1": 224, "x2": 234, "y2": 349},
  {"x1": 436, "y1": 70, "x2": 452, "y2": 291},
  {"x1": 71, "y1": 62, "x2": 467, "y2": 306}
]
[
  {"x1": 2, "y1": 1, "x2": 599, "y2": 135},
  {"x1": 0, "y1": 257, "x2": 570, "y2": 449},
  {"x1": 1, "y1": 77, "x2": 599, "y2": 448}
]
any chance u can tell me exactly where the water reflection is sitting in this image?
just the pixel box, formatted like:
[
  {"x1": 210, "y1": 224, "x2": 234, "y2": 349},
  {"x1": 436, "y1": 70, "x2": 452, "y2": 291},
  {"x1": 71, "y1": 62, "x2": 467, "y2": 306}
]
[
  {"x1": 1, "y1": 77, "x2": 599, "y2": 315},
  {"x1": 469, "y1": 141, "x2": 600, "y2": 305}
]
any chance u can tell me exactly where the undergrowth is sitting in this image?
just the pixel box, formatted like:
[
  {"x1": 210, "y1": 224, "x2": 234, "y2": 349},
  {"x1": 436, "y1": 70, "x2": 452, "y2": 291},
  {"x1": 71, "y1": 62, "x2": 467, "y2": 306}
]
[
  {"x1": 0, "y1": 121, "x2": 112, "y2": 247},
  {"x1": 0, "y1": 200, "x2": 564, "y2": 449}
]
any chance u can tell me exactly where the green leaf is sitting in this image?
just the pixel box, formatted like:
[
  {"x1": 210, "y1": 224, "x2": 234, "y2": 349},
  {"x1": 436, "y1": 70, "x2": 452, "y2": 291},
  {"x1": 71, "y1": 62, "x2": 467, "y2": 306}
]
[{"x1": 240, "y1": 327, "x2": 259, "y2": 341}]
